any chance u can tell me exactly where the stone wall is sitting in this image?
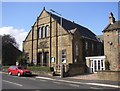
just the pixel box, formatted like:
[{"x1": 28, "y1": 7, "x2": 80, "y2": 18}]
[
  {"x1": 97, "y1": 71, "x2": 120, "y2": 81},
  {"x1": 104, "y1": 30, "x2": 119, "y2": 71},
  {"x1": 67, "y1": 63, "x2": 85, "y2": 76}
]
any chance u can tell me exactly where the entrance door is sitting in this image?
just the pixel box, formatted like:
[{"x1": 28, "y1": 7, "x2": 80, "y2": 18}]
[
  {"x1": 37, "y1": 52, "x2": 42, "y2": 66},
  {"x1": 90, "y1": 59, "x2": 105, "y2": 73},
  {"x1": 43, "y1": 52, "x2": 49, "y2": 66}
]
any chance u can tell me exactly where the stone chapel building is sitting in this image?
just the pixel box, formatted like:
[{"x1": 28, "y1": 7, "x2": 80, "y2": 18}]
[{"x1": 23, "y1": 8, "x2": 103, "y2": 75}]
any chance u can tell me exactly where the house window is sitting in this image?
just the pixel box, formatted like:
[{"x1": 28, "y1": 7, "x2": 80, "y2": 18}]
[
  {"x1": 38, "y1": 27, "x2": 41, "y2": 38},
  {"x1": 92, "y1": 43, "x2": 94, "y2": 55},
  {"x1": 119, "y1": 31, "x2": 120, "y2": 44},
  {"x1": 62, "y1": 50, "x2": 66, "y2": 63},
  {"x1": 45, "y1": 25, "x2": 49, "y2": 37},
  {"x1": 41, "y1": 26, "x2": 45, "y2": 38},
  {"x1": 75, "y1": 42, "x2": 79, "y2": 56},
  {"x1": 85, "y1": 41, "x2": 88, "y2": 50},
  {"x1": 43, "y1": 26, "x2": 45, "y2": 38}
]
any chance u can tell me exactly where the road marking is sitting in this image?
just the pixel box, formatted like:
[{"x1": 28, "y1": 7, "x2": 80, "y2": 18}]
[
  {"x1": 90, "y1": 87, "x2": 101, "y2": 89},
  {"x1": 53, "y1": 81, "x2": 61, "y2": 84},
  {"x1": 36, "y1": 76, "x2": 55, "y2": 81},
  {"x1": 69, "y1": 84, "x2": 79, "y2": 87},
  {"x1": 29, "y1": 78, "x2": 36, "y2": 80},
  {"x1": 35, "y1": 77, "x2": 120, "y2": 89},
  {"x1": 3, "y1": 80, "x2": 23, "y2": 86},
  {"x1": 86, "y1": 83, "x2": 120, "y2": 88},
  {"x1": 21, "y1": 77, "x2": 27, "y2": 79},
  {"x1": 39, "y1": 79, "x2": 47, "y2": 82},
  {"x1": 0, "y1": 72, "x2": 8, "y2": 74}
]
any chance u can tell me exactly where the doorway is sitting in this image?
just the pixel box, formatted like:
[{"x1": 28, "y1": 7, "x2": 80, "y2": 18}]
[
  {"x1": 43, "y1": 52, "x2": 49, "y2": 66},
  {"x1": 90, "y1": 59, "x2": 105, "y2": 73},
  {"x1": 37, "y1": 52, "x2": 42, "y2": 66}
]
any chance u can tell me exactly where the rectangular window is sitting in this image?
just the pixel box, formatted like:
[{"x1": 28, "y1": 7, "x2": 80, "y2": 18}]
[
  {"x1": 75, "y1": 42, "x2": 79, "y2": 56},
  {"x1": 62, "y1": 50, "x2": 66, "y2": 63},
  {"x1": 85, "y1": 41, "x2": 88, "y2": 50},
  {"x1": 91, "y1": 43, "x2": 94, "y2": 55}
]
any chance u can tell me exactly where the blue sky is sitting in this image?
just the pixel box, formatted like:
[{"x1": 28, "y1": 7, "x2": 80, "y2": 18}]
[
  {"x1": 2, "y1": 2, "x2": 118, "y2": 35},
  {"x1": 0, "y1": 2, "x2": 118, "y2": 50}
]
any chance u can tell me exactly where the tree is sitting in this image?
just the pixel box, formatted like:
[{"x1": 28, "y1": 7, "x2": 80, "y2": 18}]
[
  {"x1": 2, "y1": 34, "x2": 22, "y2": 65},
  {"x1": 2, "y1": 35, "x2": 19, "y2": 48},
  {"x1": 17, "y1": 54, "x2": 27, "y2": 66}
]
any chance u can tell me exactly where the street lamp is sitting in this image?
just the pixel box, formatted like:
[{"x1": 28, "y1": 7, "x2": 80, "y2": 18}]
[{"x1": 50, "y1": 9, "x2": 63, "y2": 78}]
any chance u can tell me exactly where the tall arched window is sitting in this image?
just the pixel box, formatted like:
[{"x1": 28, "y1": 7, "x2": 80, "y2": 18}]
[
  {"x1": 45, "y1": 25, "x2": 49, "y2": 37},
  {"x1": 41, "y1": 26, "x2": 45, "y2": 38},
  {"x1": 38, "y1": 27, "x2": 41, "y2": 38}
]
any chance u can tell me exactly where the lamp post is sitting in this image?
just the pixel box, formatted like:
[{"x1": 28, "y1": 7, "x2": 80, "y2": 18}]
[{"x1": 50, "y1": 9, "x2": 63, "y2": 78}]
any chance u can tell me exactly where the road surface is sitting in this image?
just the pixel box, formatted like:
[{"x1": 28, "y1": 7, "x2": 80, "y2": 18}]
[{"x1": 1, "y1": 72, "x2": 120, "y2": 90}]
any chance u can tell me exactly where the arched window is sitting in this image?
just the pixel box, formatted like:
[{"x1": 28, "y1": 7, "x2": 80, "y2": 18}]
[
  {"x1": 42, "y1": 26, "x2": 45, "y2": 38},
  {"x1": 41, "y1": 26, "x2": 45, "y2": 38},
  {"x1": 45, "y1": 25, "x2": 49, "y2": 37},
  {"x1": 38, "y1": 27, "x2": 41, "y2": 38}
]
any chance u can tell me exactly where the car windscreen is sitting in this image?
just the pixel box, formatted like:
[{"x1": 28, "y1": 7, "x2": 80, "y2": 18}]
[{"x1": 18, "y1": 67, "x2": 22, "y2": 69}]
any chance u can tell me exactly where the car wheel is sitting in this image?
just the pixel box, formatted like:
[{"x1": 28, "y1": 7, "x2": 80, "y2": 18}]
[
  {"x1": 8, "y1": 72, "x2": 12, "y2": 75},
  {"x1": 17, "y1": 72, "x2": 21, "y2": 77}
]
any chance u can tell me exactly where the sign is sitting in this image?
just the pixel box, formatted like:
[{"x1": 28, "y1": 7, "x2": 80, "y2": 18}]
[
  {"x1": 33, "y1": 60, "x2": 36, "y2": 63},
  {"x1": 16, "y1": 62, "x2": 19, "y2": 66},
  {"x1": 51, "y1": 57, "x2": 55, "y2": 62}
]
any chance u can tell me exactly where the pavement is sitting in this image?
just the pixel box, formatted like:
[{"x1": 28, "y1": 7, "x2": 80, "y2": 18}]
[{"x1": 31, "y1": 72, "x2": 120, "y2": 85}]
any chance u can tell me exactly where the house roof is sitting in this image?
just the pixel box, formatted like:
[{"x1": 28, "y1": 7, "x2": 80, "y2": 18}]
[
  {"x1": 47, "y1": 10, "x2": 98, "y2": 41},
  {"x1": 103, "y1": 20, "x2": 120, "y2": 32}
]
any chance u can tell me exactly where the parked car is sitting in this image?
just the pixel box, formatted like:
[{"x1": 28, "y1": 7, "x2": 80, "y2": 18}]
[{"x1": 8, "y1": 66, "x2": 32, "y2": 77}]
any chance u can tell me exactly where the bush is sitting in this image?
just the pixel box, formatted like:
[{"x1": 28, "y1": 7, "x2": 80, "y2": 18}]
[
  {"x1": 3, "y1": 66, "x2": 9, "y2": 69},
  {"x1": 17, "y1": 54, "x2": 27, "y2": 66},
  {"x1": 27, "y1": 66, "x2": 54, "y2": 72},
  {"x1": 2, "y1": 66, "x2": 9, "y2": 72},
  {"x1": 105, "y1": 60, "x2": 110, "y2": 70}
]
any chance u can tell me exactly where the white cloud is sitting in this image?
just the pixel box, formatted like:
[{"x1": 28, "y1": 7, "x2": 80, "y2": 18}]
[{"x1": 0, "y1": 26, "x2": 28, "y2": 51}]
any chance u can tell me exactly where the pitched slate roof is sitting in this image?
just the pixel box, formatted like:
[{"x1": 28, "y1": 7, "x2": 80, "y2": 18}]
[
  {"x1": 103, "y1": 20, "x2": 120, "y2": 32},
  {"x1": 46, "y1": 11, "x2": 98, "y2": 41}
]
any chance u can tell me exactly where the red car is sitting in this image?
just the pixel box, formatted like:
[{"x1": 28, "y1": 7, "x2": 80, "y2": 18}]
[{"x1": 8, "y1": 66, "x2": 32, "y2": 77}]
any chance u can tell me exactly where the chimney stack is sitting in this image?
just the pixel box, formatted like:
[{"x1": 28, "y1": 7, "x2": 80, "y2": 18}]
[{"x1": 109, "y1": 12, "x2": 115, "y2": 24}]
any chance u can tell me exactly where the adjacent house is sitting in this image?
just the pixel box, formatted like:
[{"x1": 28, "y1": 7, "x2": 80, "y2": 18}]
[
  {"x1": 103, "y1": 12, "x2": 120, "y2": 71},
  {"x1": 23, "y1": 8, "x2": 103, "y2": 75},
  {"x1": 2, "y1": 43, "x2": 22, "y2": 66}
]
